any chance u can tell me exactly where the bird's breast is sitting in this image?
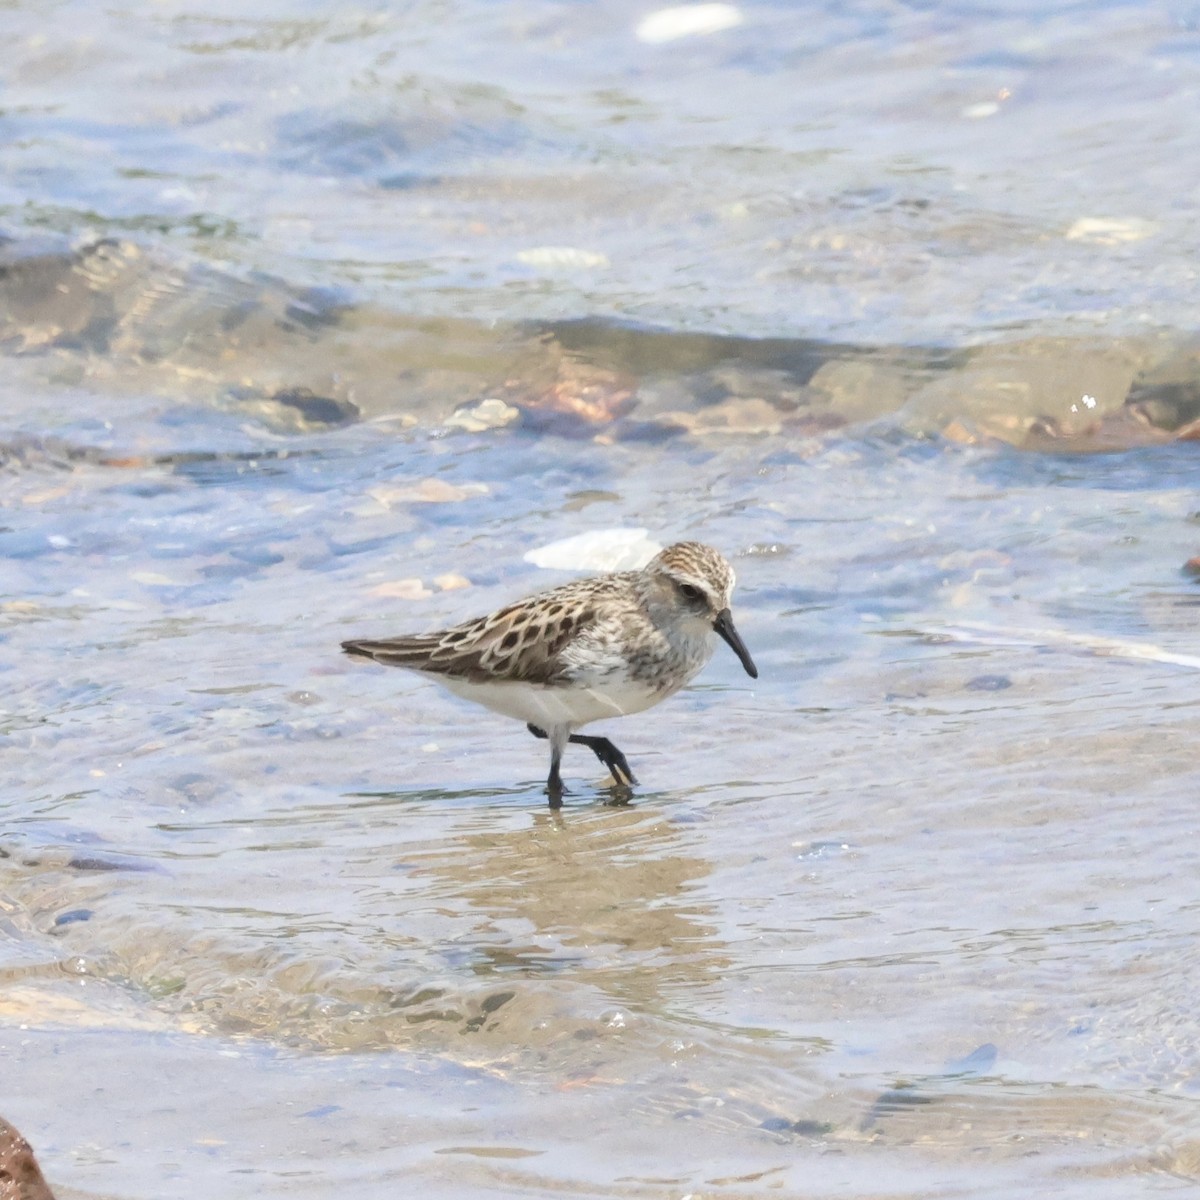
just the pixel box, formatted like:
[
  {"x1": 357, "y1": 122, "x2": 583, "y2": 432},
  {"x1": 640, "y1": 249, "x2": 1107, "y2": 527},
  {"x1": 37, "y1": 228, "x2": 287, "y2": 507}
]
[{"x1": 433, "y1": 672, "x2": 668, "y2": 731}]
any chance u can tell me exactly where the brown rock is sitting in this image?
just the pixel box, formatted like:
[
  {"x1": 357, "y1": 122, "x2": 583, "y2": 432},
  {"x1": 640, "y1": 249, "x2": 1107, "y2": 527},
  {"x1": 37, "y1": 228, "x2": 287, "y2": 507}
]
[
  {"x1": 0, "y1": 1118, "x2": 56, "y2": 1200},
  {"x1": 507, "y1": 358, "x2": 636, "y2": 427}
]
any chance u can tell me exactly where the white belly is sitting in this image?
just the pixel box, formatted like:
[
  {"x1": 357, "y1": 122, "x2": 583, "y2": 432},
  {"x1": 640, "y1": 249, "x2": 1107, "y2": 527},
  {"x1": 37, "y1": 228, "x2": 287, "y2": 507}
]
[{"x1": 433, "y1": 674, "x2": 664, "y2": 732}]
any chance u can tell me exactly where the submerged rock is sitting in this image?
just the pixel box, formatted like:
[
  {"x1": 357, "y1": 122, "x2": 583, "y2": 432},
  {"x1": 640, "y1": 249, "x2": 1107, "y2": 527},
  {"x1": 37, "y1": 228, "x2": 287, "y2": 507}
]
[
  {"x1": 806, "y1": 358, "x2": 914, "y2": 425},
  {"x1": 446, "y1": 397, "x2": 520, "y2": 432},
  {"x1": 902, "y1": 337, "x2": 1148, "y2": 445}
]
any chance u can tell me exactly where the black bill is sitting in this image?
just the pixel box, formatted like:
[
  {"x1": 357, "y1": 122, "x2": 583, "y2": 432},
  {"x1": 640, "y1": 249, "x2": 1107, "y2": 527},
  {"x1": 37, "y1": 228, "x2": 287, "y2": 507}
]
[{"x1": 713, "y1": 608, "x2": 758, "y2": 679}]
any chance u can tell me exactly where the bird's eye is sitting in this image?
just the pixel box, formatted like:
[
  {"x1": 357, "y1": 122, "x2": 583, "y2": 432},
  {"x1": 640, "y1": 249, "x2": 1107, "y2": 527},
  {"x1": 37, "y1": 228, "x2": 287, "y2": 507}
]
[{"x1": 678, "y1": 583, "x2": 703, "y2": 602}]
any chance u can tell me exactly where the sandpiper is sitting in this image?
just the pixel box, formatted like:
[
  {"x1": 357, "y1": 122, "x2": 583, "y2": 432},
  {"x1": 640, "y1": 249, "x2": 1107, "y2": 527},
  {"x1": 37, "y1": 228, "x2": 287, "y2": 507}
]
[{"x1": 341, "y1": 541, "x2": 757, "y2": 805}]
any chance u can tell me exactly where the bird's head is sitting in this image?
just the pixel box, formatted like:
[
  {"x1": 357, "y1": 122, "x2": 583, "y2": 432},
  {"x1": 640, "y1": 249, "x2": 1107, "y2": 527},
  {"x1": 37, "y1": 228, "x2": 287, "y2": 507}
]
[{"x1": 645, "y1": 542, "x2": 758, "y2": 678}]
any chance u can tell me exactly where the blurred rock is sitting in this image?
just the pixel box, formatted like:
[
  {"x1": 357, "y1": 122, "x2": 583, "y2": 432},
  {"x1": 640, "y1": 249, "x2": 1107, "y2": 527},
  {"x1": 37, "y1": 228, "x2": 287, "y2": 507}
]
[
  {"x1": 903, "y1": 337, "x2": 1149, "y2": 445},
  {"x1": 0, "y1": 231, "x2": 541, "y2": 430},
  {"x1": 807, "y1": 358, "x2": 913, "y2": 424},
  {"x1": 0, "y1": 1117, "x2": 56, "y2": 1200},
  {"x1": 1125, "y1": 342, "x2": 1200, "y2": 431},
  {"x1": 701, "y1": 364, "x2": 807, "y2": 407},
  {"x1": 231, "y1": 385, "x2": 359, "y2": 433},
  {"x1": 508, "y1": 358, "x2": 636, "y2": 431},
  {"x1": 445, "y1": 397, "x2": 520, "y2": 432},
  {"x1": 270, "y1": 386, "x2": 359, "y2": 428},
  {"x1": 656, "y1": 396, "x2": 784, "y2": 436},
  {"x1": 1129, "y1": 383, "x2": 1200, "y2": 431},
  {"x1": 0, "y1": 237, "x2": 138, "y2": 353}
]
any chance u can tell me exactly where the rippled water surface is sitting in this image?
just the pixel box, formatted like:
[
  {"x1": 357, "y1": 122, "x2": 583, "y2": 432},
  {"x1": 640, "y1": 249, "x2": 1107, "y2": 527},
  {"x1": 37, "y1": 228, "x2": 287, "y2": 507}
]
[{"x1": 3, "y1": 1, "x2": 1200, "y2": 1197}]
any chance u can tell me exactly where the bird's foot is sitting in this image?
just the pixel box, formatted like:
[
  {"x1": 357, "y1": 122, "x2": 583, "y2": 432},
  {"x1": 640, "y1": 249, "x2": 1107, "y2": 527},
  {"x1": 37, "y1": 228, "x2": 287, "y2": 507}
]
[{"x1": 578, "y1": 736, "x2": 638, "y2": 788}]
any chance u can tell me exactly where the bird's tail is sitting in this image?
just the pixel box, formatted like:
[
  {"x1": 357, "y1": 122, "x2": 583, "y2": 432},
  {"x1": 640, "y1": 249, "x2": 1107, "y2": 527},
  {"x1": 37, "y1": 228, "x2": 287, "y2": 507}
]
[
  {"x1": 341, "y1": 638, "x2": 382, "y2": 659},
  {"x1": 341, "y1": 636, "x2": 443, "y2": 669}
]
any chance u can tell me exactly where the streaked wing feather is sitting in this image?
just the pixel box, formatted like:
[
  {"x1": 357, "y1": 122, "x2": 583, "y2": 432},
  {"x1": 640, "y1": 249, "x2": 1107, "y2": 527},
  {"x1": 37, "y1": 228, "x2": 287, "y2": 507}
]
[{"x1": 341, "y1": 578, "x2": 616, "y2": 685}]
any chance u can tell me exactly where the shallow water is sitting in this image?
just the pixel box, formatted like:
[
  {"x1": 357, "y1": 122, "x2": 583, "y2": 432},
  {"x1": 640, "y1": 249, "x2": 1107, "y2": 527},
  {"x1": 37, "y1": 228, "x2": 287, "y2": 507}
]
[{"x1": 3, "y1": 0, "x2": 1200, "y2": 1197}]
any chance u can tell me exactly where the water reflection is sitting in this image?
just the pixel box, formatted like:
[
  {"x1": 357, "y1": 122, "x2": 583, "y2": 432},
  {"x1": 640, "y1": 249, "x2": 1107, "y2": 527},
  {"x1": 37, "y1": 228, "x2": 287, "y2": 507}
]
[{"x1": 402, "y1": 800, "x2": 729, "y2": 1015}]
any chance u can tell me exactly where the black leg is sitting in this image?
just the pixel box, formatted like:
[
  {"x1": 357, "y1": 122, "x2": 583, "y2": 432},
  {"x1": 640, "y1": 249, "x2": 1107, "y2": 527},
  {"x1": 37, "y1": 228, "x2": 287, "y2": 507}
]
[
  {"x1": 528, "y1": 724, "x2": 637, "y2": 792},
  {"x1": 568, "y1": 734, "x2": 638, "y2": 787},
  {"x1": 531, "y1": 725, "x2": 567, "y2": 805},
  {"x1": 546, "y1": 739, "x2": 565, "y2": 809}
]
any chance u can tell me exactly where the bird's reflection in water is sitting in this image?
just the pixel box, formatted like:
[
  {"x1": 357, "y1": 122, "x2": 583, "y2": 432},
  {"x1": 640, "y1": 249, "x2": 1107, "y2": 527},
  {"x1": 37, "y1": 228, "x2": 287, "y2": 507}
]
[{"x1": 394, "y1": 788, "x2": 732, "y2": 1016}]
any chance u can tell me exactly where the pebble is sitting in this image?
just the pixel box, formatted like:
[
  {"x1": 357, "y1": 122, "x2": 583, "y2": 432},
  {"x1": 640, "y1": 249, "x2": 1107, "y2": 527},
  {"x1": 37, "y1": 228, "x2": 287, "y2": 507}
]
[
  {"x1": 1065, "y1": 216, "x2": 1157, "y2": 244},
  {"x1": 368, "y1": 479, "x2": 489, "y2": 506},
  {"x1": 445, "y1": 397, "x2": 520, "y2": 433},
  {"x1": 367, "y1": 579, "x2": 433, "y2": 600},
  {"x1": 515, "y1": 247, "x2": 609, "y2": 270}
]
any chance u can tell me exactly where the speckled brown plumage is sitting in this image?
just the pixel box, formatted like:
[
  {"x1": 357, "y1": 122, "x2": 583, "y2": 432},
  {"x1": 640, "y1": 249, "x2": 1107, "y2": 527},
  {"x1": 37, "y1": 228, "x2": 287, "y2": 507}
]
[
  {"x1": 342, "y1": 541, "x2": 757, "y2": 804},
  {"x1": 343, "y1": 576, "x2": 613, "y2": 686}
]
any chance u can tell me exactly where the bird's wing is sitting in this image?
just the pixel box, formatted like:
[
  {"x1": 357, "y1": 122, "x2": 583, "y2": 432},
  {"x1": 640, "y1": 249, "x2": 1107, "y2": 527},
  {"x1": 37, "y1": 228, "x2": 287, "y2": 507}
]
[{"x1": 342, "y1": 584, "x2": 610, "y2": 686}]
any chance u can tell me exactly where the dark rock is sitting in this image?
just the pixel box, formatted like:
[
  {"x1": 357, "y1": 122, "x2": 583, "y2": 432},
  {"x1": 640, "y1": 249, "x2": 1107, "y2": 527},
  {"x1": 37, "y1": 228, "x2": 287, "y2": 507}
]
[
  {"x1": 271, "y1": 387, "x2": 359, "y2": 427},
  {"x1": 52, "y1": 909, "x2": 93, "y2": 928},
  {"x1": 965, "y1": 674, "x2": 1012, "y2": 692}
]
